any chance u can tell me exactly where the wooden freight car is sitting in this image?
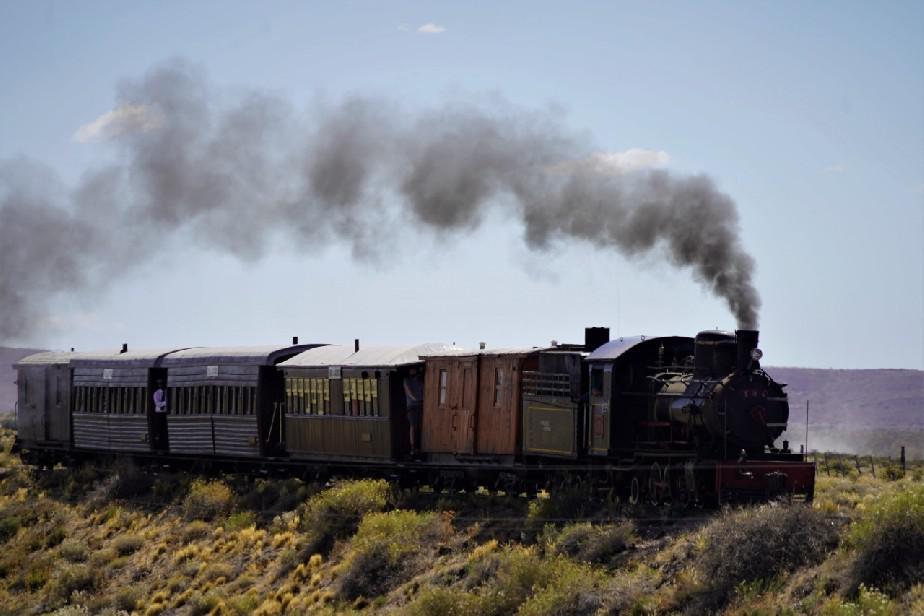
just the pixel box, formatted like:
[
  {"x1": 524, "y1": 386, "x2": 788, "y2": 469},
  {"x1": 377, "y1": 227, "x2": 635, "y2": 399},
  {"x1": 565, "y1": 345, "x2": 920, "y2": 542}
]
[
  {"x1": 279, "y1": 343, "x2": 458, "y2": 462},
  {"x1": 161, "y1": 344, "x2": 320, "y2": 458}
]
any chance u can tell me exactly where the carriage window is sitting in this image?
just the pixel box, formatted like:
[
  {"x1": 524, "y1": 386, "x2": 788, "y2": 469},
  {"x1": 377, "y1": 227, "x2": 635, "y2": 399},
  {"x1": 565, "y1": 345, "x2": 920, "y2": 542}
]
[
  {"x1": 590, "y1": 368, "x2": 604, "y2": 397},
  {"x1": 493, "y1": 368, "x2": 503, "y2": 406},
  {"x1": 438, "y1": 369, "x2": 448, "y2": 406}
]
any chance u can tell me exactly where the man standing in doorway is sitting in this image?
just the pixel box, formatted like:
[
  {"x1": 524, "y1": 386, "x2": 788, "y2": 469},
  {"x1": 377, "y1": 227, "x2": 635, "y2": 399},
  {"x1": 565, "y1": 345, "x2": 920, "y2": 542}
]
[{"x1": 403, "y1": 367, "x2": 424, "y2": 456}]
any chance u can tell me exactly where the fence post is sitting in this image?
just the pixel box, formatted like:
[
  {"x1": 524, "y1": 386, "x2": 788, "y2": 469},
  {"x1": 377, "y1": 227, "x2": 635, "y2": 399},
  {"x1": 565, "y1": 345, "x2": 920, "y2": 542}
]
[
  {"x1": 901, "y1": 446, "x2": 906, "y2": 476},
  {"x1": 855, "y1": 455, "x2": 861, "y2": 475},
  {"x1": 870, "y1": 456, "x2": 876, "y2": 478}
]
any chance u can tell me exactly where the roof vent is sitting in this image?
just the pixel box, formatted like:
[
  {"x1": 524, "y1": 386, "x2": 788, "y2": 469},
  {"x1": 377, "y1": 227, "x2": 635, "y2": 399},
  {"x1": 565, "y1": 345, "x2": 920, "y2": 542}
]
[
  {"x1": 120, "y1": 343, "x2": 128, "y2": 354},
  {"x1": 479, "y1": 342, "x2": 486, "y2": 350},
  {"x1": 354, "y1": 338, "x2": 360, "y2": 353},
  {"x1": 292, "y1": 336, "x2": 299, "y2": 345}
]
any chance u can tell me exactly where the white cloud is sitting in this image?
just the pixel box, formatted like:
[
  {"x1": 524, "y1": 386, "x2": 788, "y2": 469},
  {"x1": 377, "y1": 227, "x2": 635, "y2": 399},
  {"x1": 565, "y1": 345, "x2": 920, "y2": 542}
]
[
  {"x1": 73, "y1": 104, "x2": 163, "y2": 143},
  {"x1": 824, "y1": 164, "x2": 847, "y2": 174},
  {"x1": 548, "y1": 148, "x2": 670, "y2": 176},
  {"x1": 417, "y1": 23, "x2": 446, "y2": 34},
  {"x1": 590, "y1": 148, "x2": 671, "y2": 172}
]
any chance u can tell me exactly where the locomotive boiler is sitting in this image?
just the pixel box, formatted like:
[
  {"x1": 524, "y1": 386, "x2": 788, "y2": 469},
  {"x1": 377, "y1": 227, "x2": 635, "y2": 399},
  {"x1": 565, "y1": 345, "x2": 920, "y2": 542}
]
[{"x1": 651, "y1": 330, "x2": 790, "y2": 457}]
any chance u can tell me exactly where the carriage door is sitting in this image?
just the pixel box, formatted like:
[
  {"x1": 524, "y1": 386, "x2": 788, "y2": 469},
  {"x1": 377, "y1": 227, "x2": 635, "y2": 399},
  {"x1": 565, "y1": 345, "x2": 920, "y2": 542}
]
[
  {"x1": 452, "y1": 358, "x2": 478, "y2": 454},
  {"x1": 147, "y1": 367, "x2": 169, "y2": 452},
  {"x1": 588, "y1": 364, "x2": 612, "y2": 455}
]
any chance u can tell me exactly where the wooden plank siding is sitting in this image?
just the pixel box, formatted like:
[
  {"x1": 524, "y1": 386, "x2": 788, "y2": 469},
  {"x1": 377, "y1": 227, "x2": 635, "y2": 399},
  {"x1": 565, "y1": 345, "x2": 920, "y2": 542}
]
[{"x1": 285, "y1": 416, "x2": 392, "y2": 459}]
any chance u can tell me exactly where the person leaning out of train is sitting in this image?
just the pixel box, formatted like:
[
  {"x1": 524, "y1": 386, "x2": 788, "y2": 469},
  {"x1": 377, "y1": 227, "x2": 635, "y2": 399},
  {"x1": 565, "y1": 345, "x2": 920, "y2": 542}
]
[{"x1": 153, "y1": 381, "x2": 168, "y2": 413}]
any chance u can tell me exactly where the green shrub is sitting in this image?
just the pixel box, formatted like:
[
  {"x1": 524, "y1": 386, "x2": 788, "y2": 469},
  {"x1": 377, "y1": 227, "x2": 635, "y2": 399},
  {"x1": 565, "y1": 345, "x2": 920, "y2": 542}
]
[
  {"x1": 847, "y1": 484, "x2": 924, "y2": 595},
  {"x1": 338, "y1": 509, "x2": 446, "y2": 600},
  {"x1": 517, "y1": 560, "x2": 605, "y2": 616},
  {"x1": 0, "y1": 515, "x2": 21, "y2": 543},
  {"x1": 113, "y1": 534, "x2": 144, "y2": 556},
  {"x1": 183, "y1": 520, "x2": 212, "y2": 542},
  {"x1": 689, "y1": 504, "x2": 839, "y2": 613},
  {"x1": 188, "y1": 591, "x2": 221, "y2": 616},
  {"x1": 550, "y1": 522, "x2": 635, "y2": 567},
  {"x1": 110, "y1": 462, "x2": 154, "y2": 499},
  {"x1": 473, "y1": 546, "x2": 574, "y2": 616},
  {"x1": 45, "y1": 524, "x2": 67, "y2": 548},
  {"x1": 298, "y1": 479, "x2": 390, "y2": 553},
  {"x1": 53, "y1": 563, "x2": 99, "y2": 599},
  {"x1": 405, "y1": 587, "x2": 482, "y2": 616},
  {"x1": 59, "y1": 540, "x2": 89, "y2": 563},
  {"x1": 882, "y1": 465, "x2": 904, "y2": 481},
  {"x1": 184, "y1": 479, "x2": 235, "y2": 521},
  {"x1": 113, "y1": 587, "x2": 141, "y2": 611},
  {"x1": 225, "y1": 510, "x2": 256, "y2": 531}
]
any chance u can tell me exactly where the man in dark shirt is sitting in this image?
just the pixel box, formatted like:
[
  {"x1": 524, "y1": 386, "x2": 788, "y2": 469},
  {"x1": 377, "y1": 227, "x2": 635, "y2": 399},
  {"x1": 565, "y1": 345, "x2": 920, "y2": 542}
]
[{"x1": 403, "y1": 367, "x2": 424, "y2": 454}]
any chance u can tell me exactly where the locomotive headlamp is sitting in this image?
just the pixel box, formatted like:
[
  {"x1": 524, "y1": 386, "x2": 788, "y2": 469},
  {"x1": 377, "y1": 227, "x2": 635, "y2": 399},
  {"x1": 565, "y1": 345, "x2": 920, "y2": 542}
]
[{"x1": 751, "y1": 348, "x2": 763, "y2": 361}]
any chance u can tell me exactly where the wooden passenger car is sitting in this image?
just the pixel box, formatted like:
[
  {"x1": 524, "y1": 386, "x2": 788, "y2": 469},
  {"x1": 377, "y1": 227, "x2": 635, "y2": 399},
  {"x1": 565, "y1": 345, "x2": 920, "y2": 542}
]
[
  {"x1": 69, "y1": 348, "x2": 188, "y2": 453},
  {"x1": 161, "y1": 345, "x2": 320, "y2": 458},
  {"x1": 279, "y1": 344, "x2": 457, "y2": 461},
  {"x1": 420, "y1": 348, "x2": 585, "y2": 462}
]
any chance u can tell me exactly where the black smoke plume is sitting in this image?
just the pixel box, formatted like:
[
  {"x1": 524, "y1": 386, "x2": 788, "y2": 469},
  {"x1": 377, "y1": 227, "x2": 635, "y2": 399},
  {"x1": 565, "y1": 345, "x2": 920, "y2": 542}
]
[{"x1": 0, "y1": 60, "x2": 760, "y2": 341}]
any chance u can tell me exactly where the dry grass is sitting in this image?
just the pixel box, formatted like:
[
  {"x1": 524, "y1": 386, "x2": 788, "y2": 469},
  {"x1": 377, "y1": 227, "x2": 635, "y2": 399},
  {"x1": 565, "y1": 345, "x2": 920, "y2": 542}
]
[{"x1": 1, "y1": 428, "x2": 922, "y2": 616}]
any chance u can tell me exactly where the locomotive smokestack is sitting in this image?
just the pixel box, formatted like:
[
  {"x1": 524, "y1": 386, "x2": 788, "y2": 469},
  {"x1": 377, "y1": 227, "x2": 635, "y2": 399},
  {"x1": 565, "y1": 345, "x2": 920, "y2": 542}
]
[
  {"x1": 584, "y1": 327, "x2": 610, "y2": 352},
  {"x1": 735, "y1": 329, "x2": 759, "y2": 373}
]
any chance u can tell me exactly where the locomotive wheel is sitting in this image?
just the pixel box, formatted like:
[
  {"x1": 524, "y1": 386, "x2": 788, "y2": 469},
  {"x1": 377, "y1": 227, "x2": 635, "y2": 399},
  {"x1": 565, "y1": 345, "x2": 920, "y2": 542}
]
[
  {"x1": 629, "y1": 476, "x2": 641, "y2": 505},
  {"x1": 660, "y1": 465, "x2": 673, "y2": 504},
  {"x1": 647, "y1": 463, "x2": 661, "y2": 506}
]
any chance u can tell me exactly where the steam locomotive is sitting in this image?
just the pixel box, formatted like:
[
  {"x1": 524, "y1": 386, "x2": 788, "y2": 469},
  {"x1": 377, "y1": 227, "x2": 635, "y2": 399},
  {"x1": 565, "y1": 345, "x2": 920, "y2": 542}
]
[{"x1": 11, "y1": 328, "x2": 814, "y2": 505}]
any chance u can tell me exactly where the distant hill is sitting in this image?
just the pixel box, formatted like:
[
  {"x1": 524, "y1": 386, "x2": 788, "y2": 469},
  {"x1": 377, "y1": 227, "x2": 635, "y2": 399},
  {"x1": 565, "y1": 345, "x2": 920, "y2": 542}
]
[
  {"x1": 766, "y1": 367, "x2": 924, "y2": 429},
  {"x1": 0, "y1": 347, "x2": 44, "y2": 412},
  {"x1": 765, "y1": 366, "x2": 924, "y2": 458}
]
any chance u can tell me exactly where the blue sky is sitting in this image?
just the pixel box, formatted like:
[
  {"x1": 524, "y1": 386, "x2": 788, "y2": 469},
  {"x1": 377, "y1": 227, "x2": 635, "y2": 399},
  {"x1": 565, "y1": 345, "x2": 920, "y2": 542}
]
[{"x1": 1, "y1": 1, "x2": 922, "y2": 369}]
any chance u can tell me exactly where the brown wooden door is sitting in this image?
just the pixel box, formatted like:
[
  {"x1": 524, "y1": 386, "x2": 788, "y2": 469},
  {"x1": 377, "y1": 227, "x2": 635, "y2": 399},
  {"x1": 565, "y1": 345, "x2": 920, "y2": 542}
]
[{"x1": 451, "y1": 358, "x2": 477, "y2": 454}]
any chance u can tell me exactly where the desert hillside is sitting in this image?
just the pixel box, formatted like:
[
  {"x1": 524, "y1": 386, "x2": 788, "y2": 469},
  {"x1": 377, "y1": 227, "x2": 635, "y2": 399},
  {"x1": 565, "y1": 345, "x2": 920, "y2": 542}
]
[{"x1": 0, "y1": 430, "x2": 922, "y2": 615}]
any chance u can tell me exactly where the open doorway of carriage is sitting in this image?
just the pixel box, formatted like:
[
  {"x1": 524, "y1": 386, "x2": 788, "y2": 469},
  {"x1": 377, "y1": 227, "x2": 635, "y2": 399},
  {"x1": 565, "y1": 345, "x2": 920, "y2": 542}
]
[
  {"x1": 258, "y1": 366, "x2": 286, "y2": 457},
  {"x1": 147, "y1": 367, "x2": 169, "y2": 452}
]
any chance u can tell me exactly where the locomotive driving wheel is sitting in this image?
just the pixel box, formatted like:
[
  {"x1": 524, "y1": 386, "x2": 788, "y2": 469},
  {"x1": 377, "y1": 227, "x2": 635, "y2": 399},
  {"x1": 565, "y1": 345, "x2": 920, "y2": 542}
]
[{"x1": 629, "y1": 476, "x2": 641, "y2": 505}]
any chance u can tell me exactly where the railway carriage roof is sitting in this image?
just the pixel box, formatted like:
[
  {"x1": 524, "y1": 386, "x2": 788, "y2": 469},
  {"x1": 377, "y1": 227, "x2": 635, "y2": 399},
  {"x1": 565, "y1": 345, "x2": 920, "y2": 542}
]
[
  {"x1": 419, "y1": 346, "x2": 547, "y2": 358},
  {"x1": 281, "y1": 343, "x2": 462, "y2": 368},
  {"x1": 161, "y1": 344, "x2": 324, "y2": 366},
  {"x1": 14, "y1": 350, "x2": 83, "y2": 366},
  {"x1": 16, "y1": 348, "x2": 190, "y2": 367},
  {"x1": 586, "y1": 335, "x2": 692, "y2": 361}
]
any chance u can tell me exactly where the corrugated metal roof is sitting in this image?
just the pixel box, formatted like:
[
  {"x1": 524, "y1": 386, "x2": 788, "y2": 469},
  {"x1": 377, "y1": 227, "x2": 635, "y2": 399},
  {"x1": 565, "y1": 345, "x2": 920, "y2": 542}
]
[
  {"x1": 281, "y1": 343, "x2": 463, "y2": 368},
  {"x1": 162, "y1": 344, "x2": 325, "y2": 366},
  {"x1": 587, "y1": 335, "x2": 691, "y2": 361}
]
